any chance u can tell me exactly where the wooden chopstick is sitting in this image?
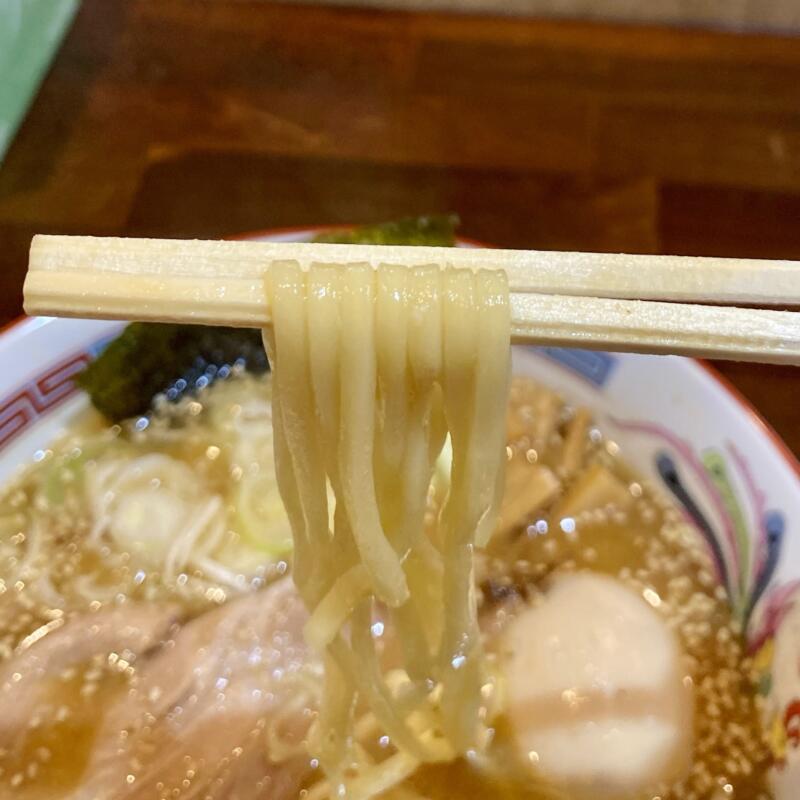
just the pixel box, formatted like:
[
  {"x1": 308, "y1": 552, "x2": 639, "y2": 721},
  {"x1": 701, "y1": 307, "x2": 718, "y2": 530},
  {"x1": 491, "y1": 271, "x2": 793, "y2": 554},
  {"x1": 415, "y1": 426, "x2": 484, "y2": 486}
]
[
  {"x1": 26, "y1": 234, "x2": 800, "y2": 304},
  {"x1": 23, "y1": 234, "x2": 800, "y2": 365},
  {"x1": 510, "y1": 293, "x2": 800, "y2": 364}
]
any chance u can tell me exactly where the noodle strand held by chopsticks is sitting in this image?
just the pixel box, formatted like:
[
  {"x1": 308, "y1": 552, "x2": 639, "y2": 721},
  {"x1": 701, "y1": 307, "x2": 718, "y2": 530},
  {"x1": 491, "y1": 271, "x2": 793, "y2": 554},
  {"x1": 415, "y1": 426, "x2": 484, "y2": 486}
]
[{"x1": 264, "y1": 261, "x2": 510, "y2": 798}]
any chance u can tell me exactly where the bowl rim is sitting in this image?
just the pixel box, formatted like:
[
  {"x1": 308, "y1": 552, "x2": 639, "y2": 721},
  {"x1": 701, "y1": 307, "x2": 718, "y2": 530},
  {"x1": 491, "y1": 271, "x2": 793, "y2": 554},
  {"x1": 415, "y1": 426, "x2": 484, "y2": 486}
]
[{"x1": 11, "y1": 223, "x2": 799, "y2": 483}]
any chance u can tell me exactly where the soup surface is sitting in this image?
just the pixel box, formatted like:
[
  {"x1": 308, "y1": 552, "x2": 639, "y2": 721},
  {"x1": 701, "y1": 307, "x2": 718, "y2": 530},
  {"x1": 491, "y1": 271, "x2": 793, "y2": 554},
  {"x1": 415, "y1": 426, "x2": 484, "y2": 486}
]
[{"x1": 0, "y1": 374, "x2": 772, "y2": 799}]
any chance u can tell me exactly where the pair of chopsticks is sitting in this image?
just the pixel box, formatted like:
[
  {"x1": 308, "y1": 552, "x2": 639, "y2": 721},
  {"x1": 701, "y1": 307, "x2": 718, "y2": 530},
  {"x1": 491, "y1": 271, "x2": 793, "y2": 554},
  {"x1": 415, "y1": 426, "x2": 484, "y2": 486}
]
[{"x1": 22, "y1": 235, "x2": 800, "y2": 365}]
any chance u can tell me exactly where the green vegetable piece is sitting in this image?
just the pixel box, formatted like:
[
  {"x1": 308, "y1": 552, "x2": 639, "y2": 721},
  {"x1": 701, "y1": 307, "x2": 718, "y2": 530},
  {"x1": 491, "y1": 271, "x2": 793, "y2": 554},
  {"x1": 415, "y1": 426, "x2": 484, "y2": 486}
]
[
  {"x1": 76, "y1": 323, "x2": 268, "y2": 422},
  {"x1": 313, "y1": 214, "x2": 459, "y2": 246}
]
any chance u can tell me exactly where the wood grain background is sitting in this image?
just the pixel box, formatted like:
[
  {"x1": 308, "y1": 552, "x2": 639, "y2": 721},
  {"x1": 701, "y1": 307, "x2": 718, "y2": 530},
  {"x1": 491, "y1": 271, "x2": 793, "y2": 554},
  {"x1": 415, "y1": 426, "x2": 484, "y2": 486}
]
[
  {"x1": 0, "y1": 0, "x2": 798, "y2": 457},
  {"x1": 275, "y1": 0, "x2": 800, "y2": 32}
]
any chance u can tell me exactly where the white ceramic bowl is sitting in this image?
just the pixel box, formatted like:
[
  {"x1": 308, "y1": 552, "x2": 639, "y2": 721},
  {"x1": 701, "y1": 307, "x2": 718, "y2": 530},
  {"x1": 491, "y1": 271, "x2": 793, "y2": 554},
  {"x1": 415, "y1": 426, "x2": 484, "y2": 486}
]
[{"x1": 5, "y1": 228, "x2": 800, "y2": 793}]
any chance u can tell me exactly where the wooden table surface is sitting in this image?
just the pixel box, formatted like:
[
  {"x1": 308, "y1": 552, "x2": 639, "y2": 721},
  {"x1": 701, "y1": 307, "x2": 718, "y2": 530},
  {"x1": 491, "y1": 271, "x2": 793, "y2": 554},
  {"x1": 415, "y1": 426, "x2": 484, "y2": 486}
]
[{"x1": 0, "y1": 0, "x2": 799, "y2": 458}]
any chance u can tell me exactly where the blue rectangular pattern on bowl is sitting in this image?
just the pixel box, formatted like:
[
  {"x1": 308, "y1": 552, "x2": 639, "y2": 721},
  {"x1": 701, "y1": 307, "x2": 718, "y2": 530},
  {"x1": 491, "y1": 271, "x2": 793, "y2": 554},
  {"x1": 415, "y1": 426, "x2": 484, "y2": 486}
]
[
  {"x1": 0, "y1": 0, "x2": 79, "y2": 163},
  {"x1": 536, "y1": 347, "x2": 617, "y2": 387}
]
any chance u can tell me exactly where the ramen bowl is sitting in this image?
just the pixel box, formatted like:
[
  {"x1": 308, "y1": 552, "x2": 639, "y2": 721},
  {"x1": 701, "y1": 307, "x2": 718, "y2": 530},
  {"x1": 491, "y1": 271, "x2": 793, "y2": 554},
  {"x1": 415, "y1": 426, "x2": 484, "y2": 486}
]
[{"x1": 3, "y1": 227, "x2": 800, "y2": 796}]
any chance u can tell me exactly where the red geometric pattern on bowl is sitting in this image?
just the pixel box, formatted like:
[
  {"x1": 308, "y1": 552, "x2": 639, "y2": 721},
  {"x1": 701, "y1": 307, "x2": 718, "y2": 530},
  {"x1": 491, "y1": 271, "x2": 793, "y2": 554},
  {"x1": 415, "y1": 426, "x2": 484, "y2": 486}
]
[{"x1": 0, "y1": 352, "x2": 90, "y2": 449}]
